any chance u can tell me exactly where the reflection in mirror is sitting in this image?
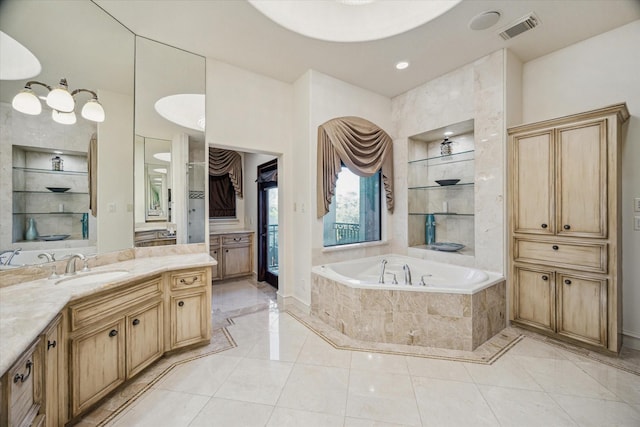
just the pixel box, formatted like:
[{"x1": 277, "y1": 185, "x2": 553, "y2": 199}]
[
  {"x1": 134, "y1": 37, "x2": 206, "y2": 247},
  {"x1": 0, "y1": 0, "x2": 134, "y2": 267}
]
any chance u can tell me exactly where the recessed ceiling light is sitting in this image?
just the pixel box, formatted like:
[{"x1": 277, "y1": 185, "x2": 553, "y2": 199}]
[
  {"x1": 469, "y1": 11, "x2": 501, "y2": 31},
  {"x1": 153, "y1": 168, "x2": 167, "y2": 174},
  {"x1": 153, "y1": 152, "x2": 171, "y2": 162},
  {"x1": 53, "y1": 150, "x2": 63, "y2": 154},
  {"x1": 444, "y1": 131, "x2": 454, "y2": 136},
  {"x1": 395, "y1": 61, "x2": 410, "y2": 70}
]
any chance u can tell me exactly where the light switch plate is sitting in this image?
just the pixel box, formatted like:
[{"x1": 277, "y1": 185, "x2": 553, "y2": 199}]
[
  {"x1": 634, "y1": 198, "x2": 640, "y2": 212},
  {"x1": 635, "y1": 216, "x2": 640, "y2": 231}
]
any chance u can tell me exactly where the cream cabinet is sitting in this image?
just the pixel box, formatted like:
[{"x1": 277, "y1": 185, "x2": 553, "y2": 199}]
[
  {"x1": 42, "y1": 314, "x2": 65, "y2": 427},
  {"x1": 508, "y1": 103, "x2": 629, "y2": 353},
  {"x1": 68, "y1": 277, "x2": 163, "y2": 417},
  {"x1": 0, "y1": 339, "x2": 44, "y2": 427},
  {"x1": 210, "y1": 231, "x2": 254, "y2": 281},
  {"x1": 513, "y1": 266, "x2": 607, "y2": 347},
  {"x1": 167, "y1": 268, "x2": 212, "y2": 350}
]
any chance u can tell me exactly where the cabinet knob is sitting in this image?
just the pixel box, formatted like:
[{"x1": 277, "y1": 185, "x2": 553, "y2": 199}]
[
  {"x1": 47, "y1": 340, "x2": 57, "y2": 350},
  {"x1": 109, "y1": 329, "x2": 118, "y2": 337},
  {"x1": 132, "y1": 319, "x2": 140, "y2": 326},
  {"x1": 552, "y1": 245, "x2": 559, "y2": 250},
  {"x1": 225, "y1": 249, "x2": 229, "y2": 253},
  {"x1": 541, "y1": 223, "x2": 548, "y2": 229},
  {"x1": 541, "y1": 275, "x2": 549, "y2": 281},
  {"x1": 564, "y1": 279, "x2": 572, "y2": 285},
  {"x1": 178, "y1": 301, "x2": 184, "y2": 307},
  {"x1": 563, "y1": 224, "x2": 571, "y2": 230}
]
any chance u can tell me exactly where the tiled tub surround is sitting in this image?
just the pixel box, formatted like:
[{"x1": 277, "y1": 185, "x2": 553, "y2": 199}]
[
  {"x1": 0, "y1": 244, "x2": 214, "y2": 376},
  {"x1": 311, "y1": 255, "x2": 506, "y2": 351}
]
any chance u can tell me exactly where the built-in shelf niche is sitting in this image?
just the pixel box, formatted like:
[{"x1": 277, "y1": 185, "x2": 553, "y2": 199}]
[
  {"x1": 407, "y1": 119, "x2": 475, "y2": 255},
  {"x1": 12, "y1": 145, "x2": 90, "y2": 243}
]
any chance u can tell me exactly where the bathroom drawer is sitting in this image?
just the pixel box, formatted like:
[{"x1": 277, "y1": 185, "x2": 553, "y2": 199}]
[
  {"x1": 210, "y1": 236, "x2": 221, "y2": 246},
  {"x1": 69, "y1": 277, "x2": 162, "y2": 331},
  {"x1": 222, "y1": 234, "x2": 251, "y2": 246},
  {"x1": 514, "y1": 238, "x2": 607, "y2": 273},
  {"x1": 6, "y1": 339, "x2": 42, "y2": 427},
  {"x1": 169, "y1": 269, "x2": 207, "y2": 290}
]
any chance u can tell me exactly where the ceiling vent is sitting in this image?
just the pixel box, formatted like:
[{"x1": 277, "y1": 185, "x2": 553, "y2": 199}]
[{"x1": 499, "y1": 13, "x2": 540, "y2": 40}]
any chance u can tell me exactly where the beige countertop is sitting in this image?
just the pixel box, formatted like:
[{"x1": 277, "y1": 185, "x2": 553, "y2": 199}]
[{"x1": 0, "y1": 253, "x2": 215, "y2": 377}]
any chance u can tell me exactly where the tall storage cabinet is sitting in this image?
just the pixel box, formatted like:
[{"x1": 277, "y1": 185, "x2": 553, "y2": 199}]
[{"x1": 508, "y1": 103, "x2": 629, "y2": 354}]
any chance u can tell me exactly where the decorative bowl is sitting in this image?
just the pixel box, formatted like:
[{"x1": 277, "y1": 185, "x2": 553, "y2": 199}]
[
  {"x1": 46, "y1": 187, "x2": 71, "y2": 193},
  {"x1": 39, "y1": 234, "x2": 70, "y2": 241},
  {"x1": 428, "y1": 242, "x2": 465, "y2": 252},
  {"x1": 435, "y1": 179, "x2": 460, "y2": 186}
]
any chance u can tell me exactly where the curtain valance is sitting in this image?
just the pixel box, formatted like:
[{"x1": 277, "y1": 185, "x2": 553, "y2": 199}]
[
  {"x1": 316, "y1": 116, "x2": 394, "y2": 218},
  {"x1": 209, "y1": 147, "x2": 242, "y2": 198}
]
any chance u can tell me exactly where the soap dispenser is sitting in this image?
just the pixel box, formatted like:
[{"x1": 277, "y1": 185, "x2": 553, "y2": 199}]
[{"x1": 425, "y1": 214, "x2": 436, "y2": 245}]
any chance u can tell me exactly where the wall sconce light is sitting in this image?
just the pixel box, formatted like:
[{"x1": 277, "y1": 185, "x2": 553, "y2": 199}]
[{"x1": 11, "y1": 78, "x2": 105, "y2": 124}]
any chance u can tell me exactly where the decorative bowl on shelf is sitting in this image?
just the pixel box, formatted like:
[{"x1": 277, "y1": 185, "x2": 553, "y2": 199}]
[
  {"x1": 428, "y1": 242, "x2": 465, "y2": 252},
  {"x1": 435, "y1": 179, "x2": 460, "y2": 186},
  {"x1": 46, "y1": 187, "x2": 71, "y2": 193},
  {"x1": 39, "y1": 234, "x2": 70, "y2": 241}
]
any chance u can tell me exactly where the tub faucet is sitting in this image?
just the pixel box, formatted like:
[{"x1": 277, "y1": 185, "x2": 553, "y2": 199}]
[
  {"x1": 38, "y1": 252, "x2": 55, "y2": 263},
  {"x1": 0, "y1": 248, "x2": 21, "y2": 265},
  {"x1": 403, "y1": 264, "x2": 412, "y2": 285},
  {"x1": 64, "y1": 253, "x2": 86, "y2": 276},
  {"x1": 378, "y1": 259, "x2": 388, "y2": 283},
  {"x1": 419, "y1": 274, "x2": 432, "y2": 286}
]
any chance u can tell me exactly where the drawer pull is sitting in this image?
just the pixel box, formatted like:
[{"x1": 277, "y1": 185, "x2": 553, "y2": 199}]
[
  {"x1": 109, "y1": 329, "x2": 118, "y2": 337},
  {"x1": 179, "y1": 276, "x2": 199, "y2": 286},
  {"x1": 564, "y1": 279, "x2": 572, "y2": 285},
  {"x1": 132, "y1": 319, "x2": 140, "y2": 326},
  {"x1": 13, "y1": 360, "x2": 32, "y2": 383},
  {"x1": 563, "y1": 224, "x2": 571, "y2": 230},
  {"x1": 178, "y1": 301, "x2": 185, "y2": 307},
  {"x1": 541, "y1": 223, "x2": 548, "y2": 229},
  {"x1": 47, "y1": 340, "x2": 57, "y2": 350},
  {"x1": 233, "y1": 237, "x2": 241, "y2": 241},
  {"x1": 552, "y1": 245, "x2": 559, "y2": 250},
  {"x1": 541, "y1": 275, "x2": 549, "y2": 281}
]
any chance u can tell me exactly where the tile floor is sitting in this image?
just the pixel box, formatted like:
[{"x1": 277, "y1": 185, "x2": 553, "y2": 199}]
[{"x1": 103, "y1": 280, "x2": 640, "y2": 427}]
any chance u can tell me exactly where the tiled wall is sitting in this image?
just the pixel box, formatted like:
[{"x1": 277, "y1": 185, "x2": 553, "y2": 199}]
[{"x1": 311, "y1": 272, "x2": 506, "y2": 351}]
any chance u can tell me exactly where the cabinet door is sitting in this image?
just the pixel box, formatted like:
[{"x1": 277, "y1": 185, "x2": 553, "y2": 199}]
[
  {"x1": 170, "y1": 291, "x2": 208, "y2": 350},
  {"x1": 557, "y1": 274, "x2": 607, "y2": 347},
  {"x1": 70, "y1": 319, "x2": 125, "y2": 417},
  {"x1": 512, "y1": 131, "x2": 554, "y2": 235},
  {"x1": 222, "y1": 246, "x2": 251, "y2": 277},
  {"x1": 210, "y1": 247, "x2": 221, "y2": 280},
  {"x1": 43, "y1": 315, "x2": 64, "y2": 427},
  {"x1": 556, "y1": 121, "x2": 607, "y2": 237},
  {"x1": 126, "y1": 301, "x2": 163, "y2": 378},
  {"x1": 513, "y1": 266, "x2": 555, "y2": 333}
]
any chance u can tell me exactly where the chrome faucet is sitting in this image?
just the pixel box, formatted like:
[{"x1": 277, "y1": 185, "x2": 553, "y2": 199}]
[
  {"x1": 38, "y1": 252, "x2": 55, "y2": 263},
  {"x1": 378, "y1": 259, "x2": 388, "y2": 283},
  {"x1": 0, "y1": 248, "x2": 21, "y2": 265},
  {"x1": 403, "y1": 264, "x2": 412, "y2": 285},
  {"x1": 64, "y1": 253, "x2": 86, "y2": 276}
]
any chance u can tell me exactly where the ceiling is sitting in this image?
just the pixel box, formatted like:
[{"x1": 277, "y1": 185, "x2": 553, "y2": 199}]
[{"x1": 95, "y1": 0, "x2": 640, "y2": 98}]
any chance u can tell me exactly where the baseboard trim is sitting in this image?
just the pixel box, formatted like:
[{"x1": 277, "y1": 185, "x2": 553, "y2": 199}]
[
  {"x1": 278, "y1": 294, "x2": 310, "y2": 314},
  {"x1": 623, "y1": 332, "x2": 640, "y2": 350}
]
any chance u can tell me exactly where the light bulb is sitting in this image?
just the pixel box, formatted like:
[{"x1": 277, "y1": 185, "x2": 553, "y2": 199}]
[
  {"x1": 52, "y1": 110, "x2": 76, "y2": 125},
  {"x1": 12, "y1": 88, "x2": 41, "y2": 115},
  {"x1": 46, "y1": 79, "x2": 74, "y2": 112},
  {"x1": 81, "y1": 98, "x2": 105, "y2": 122}
]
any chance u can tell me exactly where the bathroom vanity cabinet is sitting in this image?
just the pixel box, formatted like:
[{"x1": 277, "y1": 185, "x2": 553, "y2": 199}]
[
  {"x1": 134, "y1": 229, "x2": 177, "y2": 247},
  {"x1": 508, "y1": 103, "x2": 629, "y2": 353},
  {"x1": 68, "y1": 277, "x2": 164, "y2": 416},
  {"x1": 210, "y1": 231, "x2": 254, "y2": 281}
]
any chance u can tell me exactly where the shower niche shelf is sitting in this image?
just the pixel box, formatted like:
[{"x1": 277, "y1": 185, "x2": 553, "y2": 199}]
[{"x1": 407, "y1": 119, "x2": 475, "y2": 253}]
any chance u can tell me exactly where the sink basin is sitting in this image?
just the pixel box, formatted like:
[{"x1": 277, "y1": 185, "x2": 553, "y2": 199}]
[{"x1": 55, "y1": 270, "x2": 130, "y2": 286}]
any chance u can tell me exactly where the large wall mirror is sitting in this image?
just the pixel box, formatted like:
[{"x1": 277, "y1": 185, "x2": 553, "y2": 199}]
[
  {"x1": 0, "y1": 0, "x2": 135, "y2": 266},
  {"x1": 133, "y1": 37, "x2": 206, "y2": 247}
]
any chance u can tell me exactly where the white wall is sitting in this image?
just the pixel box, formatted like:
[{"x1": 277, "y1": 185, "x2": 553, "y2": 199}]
[
  {"x1": 521, "y1": 20, "x2": 640, "y2": 348},
  {"x1": 96, "y1": 90, "x2": 134, "y2": 252},
  {"x1": 291, "y1": 70, "x2": 393, "y2": 306}
]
